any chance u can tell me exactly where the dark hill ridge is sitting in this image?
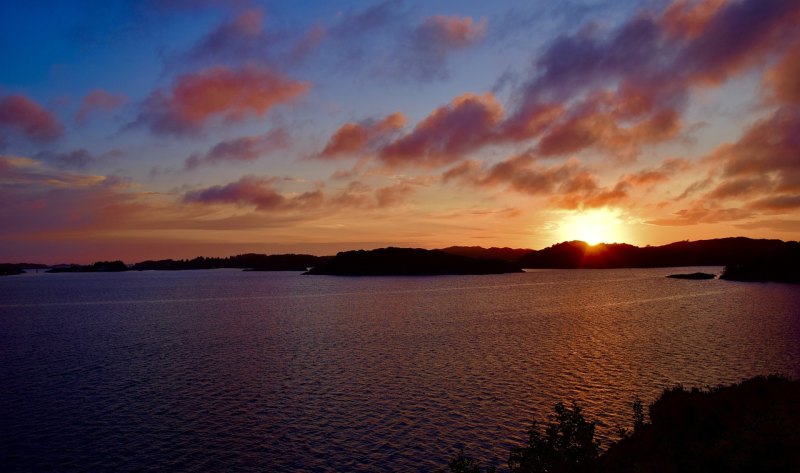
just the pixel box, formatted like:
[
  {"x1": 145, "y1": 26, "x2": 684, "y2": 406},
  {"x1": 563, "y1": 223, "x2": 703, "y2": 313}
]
[
  {"x1": 720, "y1": 241, "x2": 800, "y2": 282},
  {"x1": 133, "y1": 253, "x2": 326, "y2": 271},
  {"x1": 47, "y1": 260, "x2": 128, "y2": 273},
  {"x1": 1, "y1": 262, "x2": 48, "y2": 275},
  {"x1": 515, "y1": 237, "x2": 792, "y2": 269},
  {"x1": 4, "y1": 237, "x2": 797, "y2": 279},
  {"x1": 304, "y1": 247, "x2": 523, "y2": 276},
  {"x1": 439, "y1": 246, "x2": 532, "y2": 262},
  {"x1": 0, "y1": 264, "x2": 26, "y2": 276}
]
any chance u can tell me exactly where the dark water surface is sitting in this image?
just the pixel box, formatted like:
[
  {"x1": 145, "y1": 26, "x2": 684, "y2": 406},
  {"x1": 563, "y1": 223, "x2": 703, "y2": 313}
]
[{"x1": 1, "y1": 269, "x2": 799, "y2": 471}]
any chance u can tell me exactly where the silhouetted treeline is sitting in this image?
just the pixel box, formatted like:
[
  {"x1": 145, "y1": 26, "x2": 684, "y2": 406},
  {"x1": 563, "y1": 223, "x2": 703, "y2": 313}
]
[
  {"x1": 514, "y1": 238, "x2": 792, "y2": 269},
  {"x1": 46, "y1": 261, "x2": 128, "y2": 273},
  {"x1": 132, "y1": 253, "x2": 326, "y2": 271},
  {"x1": 6, "y1": 237, "x2": 799, "y2": 277},
  {"x1": 720, "y1": 241, "x2": 800, "y2": 282},
  {"x1": 0, "y1": 265, "x2": 25, "y2": 276},
  {"x1": 442, "y1": 375, "x2": 800, "y2": 473},
  {"x1": 0, "y1": 263, "x2": 49, "y2": 276},
  {"x1": 305, "y1": 247, "x2": 523, "y2": 276},
  {"x1": 440, "y1": 246, "x2": 533, "y2": 262}
]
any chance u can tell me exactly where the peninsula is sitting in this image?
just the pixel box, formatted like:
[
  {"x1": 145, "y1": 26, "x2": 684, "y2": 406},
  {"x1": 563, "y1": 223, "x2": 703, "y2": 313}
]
[
  {"x1": 3, "y1": 237, "x2": 798, "y2": 281},
  {"x1": 304, "y1": 247, "x2": 523, "y2": 276}
]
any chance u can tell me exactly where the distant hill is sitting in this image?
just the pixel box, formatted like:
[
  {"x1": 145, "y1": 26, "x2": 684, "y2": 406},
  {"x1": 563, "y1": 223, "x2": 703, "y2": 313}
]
[
  {"x1": 304, "y1": 247, "x2": 523, "y2": 276},
  {"x1": 243, "y1": 254, "x2": 329, "y2": 271},
  {"x1": 517, "y1": 237, "x2": 791, "y2": 269},
  {"x1": 133, "y1": 253, "x2": 326, "y2": 271},
  {"x1": 439, "y1": 246, "x2": 533, "y2": 262},
  {"x1": 0, "y1": 263, "x2": 50, "y2": 276},
  {"x1": 47, "y1": 261, "x2": 128, "y2": 273},
  {"x1": 5, "y1": 237, "x2": 798, "y2": 277},
  {"x1": 0, "y1": 265, "x2": 25, "y2": 276}
]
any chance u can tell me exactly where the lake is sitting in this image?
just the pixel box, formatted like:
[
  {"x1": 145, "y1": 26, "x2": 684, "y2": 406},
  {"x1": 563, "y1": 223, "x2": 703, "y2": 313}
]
[{"x1": 1, "y1": 268, "x2": 798, "y2": 471}]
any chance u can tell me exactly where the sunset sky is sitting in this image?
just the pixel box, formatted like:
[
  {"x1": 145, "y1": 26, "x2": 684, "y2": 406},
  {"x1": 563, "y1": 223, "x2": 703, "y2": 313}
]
[{"x1": 1, "y1": 0, "x2": 799, "y2": 263}]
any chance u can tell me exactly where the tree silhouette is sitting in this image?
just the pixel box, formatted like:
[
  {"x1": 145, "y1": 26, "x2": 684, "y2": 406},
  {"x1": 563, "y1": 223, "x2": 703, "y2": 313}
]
[
  {"x1": 508, "y1": 401, "x2": 600, "y2": 473},
  {"x1": 439, "y1": 448, "x2": 496, "y2": 473}
]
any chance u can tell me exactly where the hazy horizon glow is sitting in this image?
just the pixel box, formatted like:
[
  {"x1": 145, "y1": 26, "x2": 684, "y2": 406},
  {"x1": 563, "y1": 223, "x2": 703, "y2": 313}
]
[{"x1": 2, "y1": 0, "x2": 800, "y2": 263}]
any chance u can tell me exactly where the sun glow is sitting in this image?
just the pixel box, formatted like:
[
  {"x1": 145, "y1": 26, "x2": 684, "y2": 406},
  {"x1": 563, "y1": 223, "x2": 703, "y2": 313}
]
[{"x1": 557, "y1": 208, "x2": 626, "y2": 245}]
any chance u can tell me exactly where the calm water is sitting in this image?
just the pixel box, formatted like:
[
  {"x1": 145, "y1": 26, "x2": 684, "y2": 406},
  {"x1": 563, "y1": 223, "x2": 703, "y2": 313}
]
[{"x1": 1, "y1": 268, "x2": 799, "y2": 471}]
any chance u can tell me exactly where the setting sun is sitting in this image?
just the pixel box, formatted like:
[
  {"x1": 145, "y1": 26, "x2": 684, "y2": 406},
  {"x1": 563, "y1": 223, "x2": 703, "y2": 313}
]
[{"x1": 557, "y1": 209, "x2": 625, "y2": 245}]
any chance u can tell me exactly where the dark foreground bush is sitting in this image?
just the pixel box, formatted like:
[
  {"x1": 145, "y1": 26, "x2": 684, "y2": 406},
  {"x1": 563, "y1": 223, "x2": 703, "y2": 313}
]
[
  {"x1": 601, "y1": 375, "x2": 800, "y2": 473},
  {"x1": 441, "y1": 376, "x2": 800, "y2": 473},
  {"x1": 508, "y1": 401, "x2": 599, "y2": 473}
]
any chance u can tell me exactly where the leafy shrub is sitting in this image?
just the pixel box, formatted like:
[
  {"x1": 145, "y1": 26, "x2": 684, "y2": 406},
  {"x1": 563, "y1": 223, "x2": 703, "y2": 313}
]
[{"x1": 508, "y1": 401, "x2": 600, "y2": 473}]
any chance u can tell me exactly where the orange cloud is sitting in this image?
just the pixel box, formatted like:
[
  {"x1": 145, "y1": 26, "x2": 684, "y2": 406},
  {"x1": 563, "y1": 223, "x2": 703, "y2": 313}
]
[
  {"x1": 707, "y1": 176, "x2": 772, "y2": 200},
  {"x1": 535, "y1": 90, "x2": 682, "y2": 158},
  {"x1": 379, "y1": 93, "x2": 503, "y2": 167},
  {"x1": 375, "y1": 182, "x2": 415, "y2": 208},
  {"x1": 318, "y1": 112, "x2": 405, "y2": 159},
  {"x1": 552, "y1": 181, "x2": 630, "y2": 210},
  {"x1": 504, "y1": 0, "x2": 800, "y2": 152},
  {"x1": 442, "y1": 153, "x2": 624, "y2": 209},
  {"x1": 328, "y1": 180, "x2": 417, "y2": 209},
  {"x1": 648, "y1": 202, "x2": 753, "y2": 226},
  {"x1": 401, "y1": 14, "x2": 488, "y2": 80},
  {"x1": 188, "y1": 8, "x2": 265, "y2": 61},
  {"x1": 498, "y1": 102, "x2": 564, "y2": 142},
  {"x1": 0, "y1": 94, "x2": 62, "y2": 145},
  {"x1": 763, "y1": 44, "x2": 800, "y2": 105},
  {"x1": 185, "y1": 128, "x2": 289, "y2": 170},
  {"x1": 442, "y1": 152, "x2": 692, "y2": 211},
  {"x1": 290, "y1": 24, "x2": 326, "y2": 61},
  {"x1": 184, "y1": 176, "x2": 417, "y2": 212},
  {"x1": 676, "y1": 0, "x2": 800, "y2": 87},
  {"x1": 136, "y1": 65, "x2": 309, "y2": 136},
  {"x1": 183, "y1": 176, "x2": 317, "y2": 211},
  {"x1": 705, "y1": 107, "x2": 800, "y2": 213},
  {"x1": 713, "y1": 108, "x2": 799, "y2": 190},
  {"x1": 419, "y1": 15, "x2": 487, "y2": 48},
  {"x1": 76, "y1": 89, "x2": 127, "y2": 124},
  {"x1": 0, "y1": 157, "x2": 147, "y2": 237},
  {"x1": 35, "y1": 148, "x2": 122, "y2": 170},
  {"x1": 661, "y1": 0, "x2": 729, "y2": 39},
  {"x1": 749, "y1": 195, "x2": 800, "y2": 212},
  {"x1": 659, "y1": 106, "x2": 800, "y2": 226},
  {"x1": 325, "y1": 0, "x2": 798, "y2": 168},
  {"x1": 623, "y1": 158, "x2": 691, "y2": 187}
]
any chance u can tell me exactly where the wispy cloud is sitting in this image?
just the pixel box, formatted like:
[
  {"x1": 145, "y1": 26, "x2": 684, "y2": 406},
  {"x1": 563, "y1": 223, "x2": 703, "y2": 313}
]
[
  {"x1": 399, "y1": 14, "x2": 487, "y2": 81},
  {"x1": 76, "y1": 89, "x2": 127, "y2": 124},
  {"x1": 184, "y1": 128, "x2": 289, "y2": 170},
  {"x1": 133, "y1": 65, "x2": 309, "y2": 136},
  {"x1": 317, "y1": 112, "x2": 405, "y2": 159},
  {"x1": 0, "y1": 95, "x2": 63, "y2": 146}
]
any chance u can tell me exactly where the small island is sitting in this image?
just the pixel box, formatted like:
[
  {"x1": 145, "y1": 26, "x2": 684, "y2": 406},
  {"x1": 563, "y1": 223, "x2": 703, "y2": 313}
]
[
  {"x1": 666, "y1": 272, "x2": 716, "y2": 280},
  {"x1": 304, "y1": 247, "x2": 523, "y2": 276}
]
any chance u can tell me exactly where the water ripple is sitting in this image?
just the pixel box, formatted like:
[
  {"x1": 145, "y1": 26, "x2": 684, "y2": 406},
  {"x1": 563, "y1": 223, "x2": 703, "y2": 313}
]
[{"x1": 1, "y1": 268, "x2": 798, "y2": 471}]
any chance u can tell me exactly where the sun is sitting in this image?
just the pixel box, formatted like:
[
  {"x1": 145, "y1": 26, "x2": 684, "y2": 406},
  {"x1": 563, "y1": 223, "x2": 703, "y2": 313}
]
[{"x1": 556, "y1": 209, "x2": 626, "y2": 245}]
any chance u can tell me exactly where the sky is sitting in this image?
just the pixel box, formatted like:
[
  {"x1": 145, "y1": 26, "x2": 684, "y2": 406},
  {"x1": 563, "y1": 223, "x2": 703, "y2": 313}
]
[{"x1": 1, "y1": 0, "x2": 799, "y2": 263}]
